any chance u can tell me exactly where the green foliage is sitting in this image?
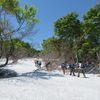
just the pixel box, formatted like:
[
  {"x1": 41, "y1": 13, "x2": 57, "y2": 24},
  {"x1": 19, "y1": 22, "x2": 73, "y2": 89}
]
[
  {"x1": 42, "y1": 2, "x2": 100, "y2": 61},
  {"x1": 42, "y1": 37, "x2": 61, "y2": 52},
  {"x1": 0, "y1": 0, "x2": 40, "y2": 37},
  {"x1": 54, "y1": 11, "x2": 82, "y2": 40},
  {"x1": 83, "y1": 2, "x2": 100, "y2": 45},
  {"x1": 81, "y1": 2, "x2": 100, "y2": 60},
  {"x1": 0, "y1": 38, "x2": 41, "y2": 57},
  {"x1": 78, "y1": 49, "x2": 84, "y2": 57},
  {"x1": 0, "y1": 0, "x2": 40, "y2": 59},
  {"x1": 2, "y1": 39, "x2": 30, "y2": 50},
  {"x1": 15, "y1": 4, "x2": 40, "y2": 26},
  {"x1": 0, "y1": 0, "x2": 20, "y2": 14}
]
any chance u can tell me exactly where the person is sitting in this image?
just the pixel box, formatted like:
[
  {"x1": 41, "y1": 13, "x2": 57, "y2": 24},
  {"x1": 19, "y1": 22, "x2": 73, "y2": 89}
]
[
  {"x1": 44, "y1": 60, "x2": 50, "y2": 70},
  {"x1": 34, "y1": 59, "x2": 37, "y2": 67},
  {"x1": 38, "y1": 60, "x2": 42, "y2": 69},
  {"x1": 61, "y1": 61, "x2": 66, "y2": 75},
  {"x1": 77, "y1": 61, "x2": 86, "y2": 78},
  {"x1": 68, "y1": 62, "x2": 75, "y2": 76},
  {"x1": 36, "y1": 60, "x2": 39, "y2": 67}
]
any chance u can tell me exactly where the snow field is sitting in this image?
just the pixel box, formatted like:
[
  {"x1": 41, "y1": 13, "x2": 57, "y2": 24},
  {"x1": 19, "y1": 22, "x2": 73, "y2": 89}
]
[{"x1": 0, "y1": 58, "x2": 100, "y2": 100}]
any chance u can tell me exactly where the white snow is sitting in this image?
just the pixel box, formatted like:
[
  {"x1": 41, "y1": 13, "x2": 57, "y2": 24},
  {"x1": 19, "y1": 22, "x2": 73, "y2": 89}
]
[{"x1": 0, "y1": 58, "x2": 100, "y2": 100}]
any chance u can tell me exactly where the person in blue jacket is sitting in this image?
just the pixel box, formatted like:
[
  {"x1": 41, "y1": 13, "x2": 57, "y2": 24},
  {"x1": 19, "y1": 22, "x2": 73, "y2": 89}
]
[{"x1": 68, "y1": 62, "x2": 75, "y2": 76}]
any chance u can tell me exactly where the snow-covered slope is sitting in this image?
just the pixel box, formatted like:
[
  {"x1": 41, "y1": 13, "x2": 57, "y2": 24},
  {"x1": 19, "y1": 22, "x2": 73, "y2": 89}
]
[{"x1": 0, "y1": 58, "x2": 100, "y2": 100}]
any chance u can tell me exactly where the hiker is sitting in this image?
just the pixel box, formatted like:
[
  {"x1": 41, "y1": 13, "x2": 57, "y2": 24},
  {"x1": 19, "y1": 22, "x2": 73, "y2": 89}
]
[
  {"x1": 77, "y1": 61, "x2": 86, "y2": 78},
  {"x1": 38, "y1": 60, "x2": 42, "y2": 69},
  {"x1": 34, "y1": 59, "x2": 37, "y2": 67},
  {"x1": 36, "y1": 60, "x2": 39, "y2": 67},
  {"x1": 61, "y1": 61, "x2": 66, "y2": 75},
  {"x1": 68, "y1": 62, "x2": 75, "y2": 76},
  {"x1": 44, "y1": 60, "x2": 50, "y2": 70}
]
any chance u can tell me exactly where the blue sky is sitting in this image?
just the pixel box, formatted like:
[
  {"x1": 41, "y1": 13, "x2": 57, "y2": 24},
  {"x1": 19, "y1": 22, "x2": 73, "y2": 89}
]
[{"x1": 18, "y1": 0, "x2": 100, "y2": 49}]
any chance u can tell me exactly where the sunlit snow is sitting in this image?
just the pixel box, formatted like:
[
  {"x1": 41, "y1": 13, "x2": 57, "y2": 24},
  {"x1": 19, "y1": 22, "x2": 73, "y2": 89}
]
[{"x1": 0, "y1": 58, "x2": 100, "y2": 100}]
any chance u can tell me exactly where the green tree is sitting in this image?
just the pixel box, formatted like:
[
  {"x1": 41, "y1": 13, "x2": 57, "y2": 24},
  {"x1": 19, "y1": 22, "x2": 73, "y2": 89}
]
[
  {"x1": 82, "y1": 2, "x2": 100, "y2": 61},
  {"x1": 54, "y1": 11, "x2": 82, "y2": 62},
  {"x1": 0, "y1": 0, "x2": 40, "y2": 67},
  {"x1": 42, "y1": 37, "x2": 61, "y2": 52},
  {"x1": 41, "y1": 36, "x2": 63, "y2": 59}
]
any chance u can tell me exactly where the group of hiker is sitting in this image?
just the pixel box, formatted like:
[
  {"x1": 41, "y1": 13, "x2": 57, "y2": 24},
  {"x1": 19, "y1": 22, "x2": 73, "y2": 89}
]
[
  {"x1": 34, "y1": 58, "x2": 86, "y2": 78},
  {"x1": 34, "y1": 59, "x2": 51, "y2": 70},
  {"x1": 61, "y1": 61, "x2": 86, "y2": 78}
]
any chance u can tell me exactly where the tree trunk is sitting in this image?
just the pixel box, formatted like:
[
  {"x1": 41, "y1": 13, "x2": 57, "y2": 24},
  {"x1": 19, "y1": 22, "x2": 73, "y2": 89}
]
[
  {"x1": 0, "y1": 54, "x2": 9, "y2": 67},
  {"x1": 75, "y1": 43, "x2": 79, "y2": 63}
]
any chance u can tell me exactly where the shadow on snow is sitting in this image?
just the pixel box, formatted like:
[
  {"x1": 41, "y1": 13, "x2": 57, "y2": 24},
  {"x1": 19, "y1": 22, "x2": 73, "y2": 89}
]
[
  {"x1": 0, "y1": 68, "x2": 18, "y2": 78},
  {"x1": 0, "y1": 68, "x2": 64, "y2": 80},
  {"x1": 20, "y1": 70, "x2": 64, "y2": 80}
]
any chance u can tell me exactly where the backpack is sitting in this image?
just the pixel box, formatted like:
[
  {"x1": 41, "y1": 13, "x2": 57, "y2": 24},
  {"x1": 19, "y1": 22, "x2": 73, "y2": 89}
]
[
  {"x1": 61, "y1": 62, "x2": 66, "y2": 67},
  {"x1": 81, "y1": 63, "x2": 85, "y2": 68},
  {"x1": 69, "y1": 63, "x2": 75, "y2": 68},
  {"x1": 44, "y1": 62, "x2": 48, "y2": 65},
  {"x1": 47, "y1": 61, "x2": 50, "y2": 65},
  {"x1": 44, "y1": 61, "x2": 50, "y2": 66},
  {"x1": 38, "y1": 61, "x2": 41, "y2": 65}
]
